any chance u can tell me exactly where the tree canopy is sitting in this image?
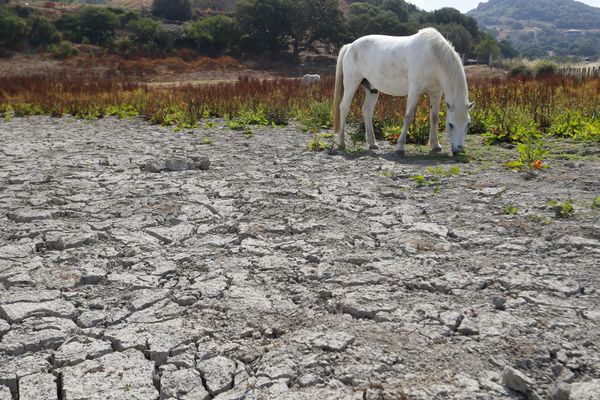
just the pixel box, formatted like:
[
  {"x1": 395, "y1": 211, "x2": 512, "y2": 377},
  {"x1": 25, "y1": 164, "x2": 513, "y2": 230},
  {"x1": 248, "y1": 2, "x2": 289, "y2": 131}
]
[{"x1": 151, "y1": 0, "x2": 192, "y2": 22}]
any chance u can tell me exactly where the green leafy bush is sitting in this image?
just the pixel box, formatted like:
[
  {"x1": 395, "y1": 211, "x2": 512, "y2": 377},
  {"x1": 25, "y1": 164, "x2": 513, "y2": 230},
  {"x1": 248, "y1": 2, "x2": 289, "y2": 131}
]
[
  {"x1": 548, "y1": 111, "x2": 600, "y2": 141},
  {"x1": 483, "y1": 105, "x2": 539, "y2": 144},
  {"x1": 48, "y1": 41, "x2": 79, "y2": 60},
  {"x1": 56, "y1": 7, "x2": 119, "y2": 45},
  {"x1": 151, "y1": 0, "x2": 192, "y2": 22},
  {"x1": 509, "y1": 63, "x2": 533, "y2": 77},
  {"x1": 0, "y1": 14, "x2": 28, "y2": 50},
  {"x1": 307, "y1": 133, "x2": 334, "y2": 151},
  {"x1": 298, "y1": 101, "x2": 333, "y2": 133},
  {"x1": 548, "y1": 199, "x2": 575, "y2": 219},
  {"x1": 534, "y1": 60, "x2": 557, "y2": 77},
  {"x1": 183, "y1": 15, "x2": 240, "y2": 54},
  {"x1": 28, "y1": 16, "x2": 61, "y2": 48}
]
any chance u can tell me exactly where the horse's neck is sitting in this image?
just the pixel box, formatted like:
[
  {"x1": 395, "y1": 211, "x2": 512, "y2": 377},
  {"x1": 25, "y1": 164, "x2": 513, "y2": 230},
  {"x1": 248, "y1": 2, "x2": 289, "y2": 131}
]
[{"x1": 440, "y1": 72, "x2": 468, "y2": 105}]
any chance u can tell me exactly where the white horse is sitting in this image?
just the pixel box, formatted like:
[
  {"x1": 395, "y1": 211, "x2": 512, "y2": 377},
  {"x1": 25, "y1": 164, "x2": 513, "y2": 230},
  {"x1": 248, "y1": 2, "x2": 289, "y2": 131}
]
[
  {"x1": 333, "y1": 28, "x2": 473, "y2": 155},
  {"x1": 301, "y1": 74, "x2": 321, "y2": 86}
]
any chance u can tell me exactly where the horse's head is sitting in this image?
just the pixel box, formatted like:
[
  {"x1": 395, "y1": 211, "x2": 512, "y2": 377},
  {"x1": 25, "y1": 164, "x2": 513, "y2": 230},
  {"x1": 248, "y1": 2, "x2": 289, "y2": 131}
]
[{"x1": 446, "y1": 101, "x2": 474, "y2": 155}]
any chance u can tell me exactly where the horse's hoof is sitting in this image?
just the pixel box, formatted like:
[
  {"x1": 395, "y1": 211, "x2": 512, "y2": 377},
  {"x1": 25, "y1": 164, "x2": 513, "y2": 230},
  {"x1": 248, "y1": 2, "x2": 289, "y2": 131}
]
[
  {"x1": 431, "y1": 146, "x2": 443, "y2": 153},
  {"x1": 369, "y1": 144, "x2": 379, "y2": 150},
  {"x1": 395, "y1": 149, "x2": 406, "y2": 157}
]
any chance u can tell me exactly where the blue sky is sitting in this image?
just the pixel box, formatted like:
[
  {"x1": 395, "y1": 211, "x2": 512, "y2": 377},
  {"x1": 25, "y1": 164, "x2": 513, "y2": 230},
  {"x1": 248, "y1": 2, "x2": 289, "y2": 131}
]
[{"x1": 409, "y1": 0, "x2": 600, "y2": 13}]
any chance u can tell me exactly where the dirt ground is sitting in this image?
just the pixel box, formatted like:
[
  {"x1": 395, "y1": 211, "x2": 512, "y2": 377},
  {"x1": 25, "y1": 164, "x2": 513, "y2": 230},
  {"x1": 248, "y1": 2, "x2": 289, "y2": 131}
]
[{"x1": 0, "y1": 114, "x2": 599, "y2": 399}]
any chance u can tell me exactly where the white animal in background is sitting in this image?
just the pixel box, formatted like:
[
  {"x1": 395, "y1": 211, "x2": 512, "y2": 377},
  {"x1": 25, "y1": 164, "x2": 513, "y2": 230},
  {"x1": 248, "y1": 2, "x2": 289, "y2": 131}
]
[
  {"x1": 333, "y1": 28, "x2": 473, "y2": 155},
  {"x1": 301, "y1": 74, "x2": 321, "y2": 86}
]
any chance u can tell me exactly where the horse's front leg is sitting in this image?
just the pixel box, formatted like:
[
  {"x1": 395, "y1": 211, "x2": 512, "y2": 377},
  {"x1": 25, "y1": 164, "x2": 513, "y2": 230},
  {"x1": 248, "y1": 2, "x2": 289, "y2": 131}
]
[
  {"x1": 396, "y1": 90, "x2": 419, "y2": 156},
  {"x1": 428, "y1": 90, "x2": 443, "y2": 152}
]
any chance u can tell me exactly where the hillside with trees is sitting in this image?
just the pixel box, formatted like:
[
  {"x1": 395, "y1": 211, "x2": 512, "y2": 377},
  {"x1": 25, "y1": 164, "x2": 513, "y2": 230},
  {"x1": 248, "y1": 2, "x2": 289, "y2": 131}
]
[
  {"x1": 468, "y1": 0, "x2": 600, "y2": 59},
  {"x1": 0, "y1": 0, "x2": 506, "y2": 63}
]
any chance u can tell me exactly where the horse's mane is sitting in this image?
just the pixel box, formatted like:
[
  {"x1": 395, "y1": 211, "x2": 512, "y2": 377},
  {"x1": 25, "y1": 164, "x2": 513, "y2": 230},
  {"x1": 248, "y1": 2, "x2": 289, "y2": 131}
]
[{"x1": 418, "y1": 28, "x2": 467, "y2": 97}]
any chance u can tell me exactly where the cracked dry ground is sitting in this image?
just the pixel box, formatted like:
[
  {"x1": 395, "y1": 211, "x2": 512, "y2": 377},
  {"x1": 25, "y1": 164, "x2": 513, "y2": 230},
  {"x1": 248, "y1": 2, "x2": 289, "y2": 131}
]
[{"x1": 0, "y1": 116, "x2": 599, "y2": 400}]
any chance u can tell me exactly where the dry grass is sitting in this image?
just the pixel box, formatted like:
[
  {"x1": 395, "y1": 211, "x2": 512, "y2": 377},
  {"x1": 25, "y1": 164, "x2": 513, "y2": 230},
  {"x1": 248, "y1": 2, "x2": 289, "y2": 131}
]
[{"x1": 0, "y1": 68, "x2": 598, "y2": 144}]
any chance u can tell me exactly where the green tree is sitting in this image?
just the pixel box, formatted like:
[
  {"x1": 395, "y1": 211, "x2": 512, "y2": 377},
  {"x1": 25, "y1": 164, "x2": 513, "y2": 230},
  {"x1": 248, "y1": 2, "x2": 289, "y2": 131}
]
[
  {"x1": 286, "y1": 0, "x2": 348, "y2": 57},
  {"x1": 127, "y1": 18, "x2": 161, "y2": 45},
  {"x1": 434, "y1": 23, "x2": 473, "y2": 55},
  {"x1": 151, "y1": 0, "x2": 192, "y2": 22},
  {"x1": 348, "y1": 2, "x2": 407, "y2": 38},
  {"x1": 77, "y1": 7, "x2": 119, "y2": 45},
  {"x1": 422, "y1": 7, "x2": 479, "y2": 39},
  {"x1": 0, "y1": 14, "x2": 27, "y2": 50},
  {"x1": 499, "y1": 39, "x2": 519, "y2": 59},
  {"x1": 236, "y1": 0, "x2": 292, "y2": 54},
  {"x1": 475, "y1": 35, "x2": 500, "y2": 62},
  {"x1": 28, "y1": 16, "x2": 61, "y2": 48},
  {"x1": 183, "y1": 15, "x2": 240, "y2": 54},
  {"x1": 381, "y1": 0, "x2": 415, "y2": 22},
  {"x1": 236, "y1": 0, "x2": 346, "y2": 57},
  {"x1": 56, "y1": 7, "x2": 119, "y2": 45}
]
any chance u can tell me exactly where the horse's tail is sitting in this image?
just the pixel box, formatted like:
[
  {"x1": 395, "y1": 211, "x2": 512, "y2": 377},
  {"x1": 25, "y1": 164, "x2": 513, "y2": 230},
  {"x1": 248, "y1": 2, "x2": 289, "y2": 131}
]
[{"x1": 333, "y1": 44, "x2": 348, "y2": 134}]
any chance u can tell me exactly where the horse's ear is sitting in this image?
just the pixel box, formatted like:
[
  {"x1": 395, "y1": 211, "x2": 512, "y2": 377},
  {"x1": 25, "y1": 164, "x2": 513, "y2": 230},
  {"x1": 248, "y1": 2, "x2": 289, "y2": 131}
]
[{"x1": 468, "y1": 101, "x2": 474, "y2": 110}]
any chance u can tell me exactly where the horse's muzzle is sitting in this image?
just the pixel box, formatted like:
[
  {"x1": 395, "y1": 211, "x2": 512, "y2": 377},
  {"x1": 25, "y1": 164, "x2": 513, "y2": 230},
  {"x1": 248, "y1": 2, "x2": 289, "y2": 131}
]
[{"x1": 452, "y1": 146, "x2": 464, "y2": 156}]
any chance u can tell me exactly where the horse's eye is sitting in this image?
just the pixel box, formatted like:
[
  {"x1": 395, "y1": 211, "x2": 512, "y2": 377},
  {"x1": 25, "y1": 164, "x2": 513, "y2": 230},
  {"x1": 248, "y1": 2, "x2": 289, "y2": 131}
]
[{"x1": 449, "y1": 123, "x2": 455, "y2": 130}]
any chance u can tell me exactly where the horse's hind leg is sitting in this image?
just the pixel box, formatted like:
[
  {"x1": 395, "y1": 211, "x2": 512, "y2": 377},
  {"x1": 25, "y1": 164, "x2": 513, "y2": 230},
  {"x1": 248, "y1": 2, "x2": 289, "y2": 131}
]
[
  {"x1": 396, "y1": 89, "x2": 420, "y2": 155},
  {"x1": 362, "y1": 87, "x2": 380, "y2": 150},
  {"x1": 337, "y1": 75, "x2": 362, "y2": 149},
  {"x1": 428, "y1": 90, "x2": 443, "y2": 152}
]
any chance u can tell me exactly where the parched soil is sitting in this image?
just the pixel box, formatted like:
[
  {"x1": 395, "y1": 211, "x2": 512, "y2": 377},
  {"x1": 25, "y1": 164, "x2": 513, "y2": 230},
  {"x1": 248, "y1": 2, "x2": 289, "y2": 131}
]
[{"x1": 0, "y1": 116, "x2": 599, "y2": 399}]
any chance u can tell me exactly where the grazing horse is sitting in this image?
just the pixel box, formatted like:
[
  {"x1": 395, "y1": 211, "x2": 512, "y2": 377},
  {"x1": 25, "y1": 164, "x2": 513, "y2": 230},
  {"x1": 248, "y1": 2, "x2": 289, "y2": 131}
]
[
  {"x1": 333, "y1": 28, "x2": 473, "y2": 155},
  {"x1": 301, "y1": 74, "x2": 321, "y2": 86}
]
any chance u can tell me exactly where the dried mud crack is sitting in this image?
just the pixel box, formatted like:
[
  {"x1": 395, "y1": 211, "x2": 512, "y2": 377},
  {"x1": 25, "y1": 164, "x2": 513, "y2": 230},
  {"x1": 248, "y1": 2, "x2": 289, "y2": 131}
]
[{"x1": 0, "y1": 116, "x2": 599, "y2": 399}]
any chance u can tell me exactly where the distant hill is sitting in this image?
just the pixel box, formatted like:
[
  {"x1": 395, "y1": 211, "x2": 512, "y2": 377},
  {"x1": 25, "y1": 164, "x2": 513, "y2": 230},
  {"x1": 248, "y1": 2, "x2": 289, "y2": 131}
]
[{"x1": 468, "y1": 0, "x2": 600, "y2": 58}]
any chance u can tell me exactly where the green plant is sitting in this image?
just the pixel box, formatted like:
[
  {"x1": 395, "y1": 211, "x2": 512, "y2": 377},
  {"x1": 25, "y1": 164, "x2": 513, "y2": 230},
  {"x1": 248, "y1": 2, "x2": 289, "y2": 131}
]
[
  {"x1": 509, "y1": 63, "x2": 533, "y2": 77},
  {"x1": 0, "y1": 14, "x2": 28, "y2": 49},
  {"x1": 383, "y1": 124, "x2": 402, "y2": 144},
  {"x1": 225, "y1": 116, "x2": 245, "y2": 131},
  {"x1": 298, "y1": 100, "x2": 332, "y2": 133},
  {"x1": 236, "y1": 106, "x2": 269, "y2": 126},
  {"x1": 12, "y1": 103, "x2": 44, "y2": 117},
  {"x1": 548, "y1": 199, "x2": 575, "y2": 219},
  {"x1": 534, "y1": 60, "x2": 557, "y2": 77},
  {"x1": 151, "y1": 0, "x2": 192, "y2": 22},
  {"x1": 548, "y1": 111, "x2": 600, "y2": 142},
  {"x1": 527, "y1": 214, "x2": 552, "y2": 224},
  {"x1": 503, "y1": 205, "x2": 519, "y2": 215},
  {"x1": 426, "y1": 166, "x2": 446, "y2": 176},
  {"x1": 448, "y1": 166, "x2": 461, "y2": 175},
  {"x1": 48, "y1": 41, "x2": 79, "y2": 60},
  {"x1": 381, "y1": 169, "x2": 394, "y2": 178},
  {"x1": 307, "y1": 132, "x2": 334, "y2": 151},
  {"x1": 505, "y1": 132, "x2": 548, "y2": 171},
  {"x1": 591, "y1": 196, "x2": 600, "y2": 211},
  {"x1": 483, "y1": 105, "x2": 539, "y2": 145},
  {"x1": 1, "y1": 104, "x2": 14, "y2": 121},
  {"x1": 411, "y1": 174, "x2": 440, "y2": 189},
  {"x1": 412, "y1": 174, "x2": 426, "y2": 187},
  {"x1": 201, "y1": 137, "x2": 213, "y2": 145},
  {"x1": 28, "y1": 16, "x2": 61, "y2": 48},
  {"x1": 105, "y1": 104, "x2": 138, "y2": 119}
]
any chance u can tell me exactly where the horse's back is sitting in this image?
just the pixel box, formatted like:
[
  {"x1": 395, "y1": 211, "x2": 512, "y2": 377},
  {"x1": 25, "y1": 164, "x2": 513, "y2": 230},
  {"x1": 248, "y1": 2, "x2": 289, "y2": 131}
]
[{"x1": 343, "y1": 31, "x2": 442, "y2": 95}]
